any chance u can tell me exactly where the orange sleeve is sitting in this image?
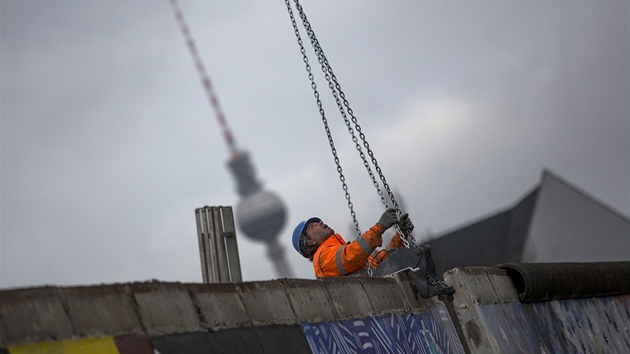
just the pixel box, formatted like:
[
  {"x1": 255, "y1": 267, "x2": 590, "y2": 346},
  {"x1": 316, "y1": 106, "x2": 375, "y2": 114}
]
[
  {"x1": 367, "y1": 232, "x2": 406, "y2": 268},
  {"x1": 314, "y1": 225, "x2": 385, "y2": 277},
  {"x1": 388, "y1": 232, "x2": 405, "y2": 249}
]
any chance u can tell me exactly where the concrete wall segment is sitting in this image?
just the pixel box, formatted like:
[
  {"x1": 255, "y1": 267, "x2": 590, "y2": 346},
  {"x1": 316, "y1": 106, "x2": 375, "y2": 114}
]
[
  {"x1": 0, "y1": 286, "x2": 74, "y2": 347},
  {"x1": 319, "y1": 277, "x2": 374, "y2": 319},
  {"x1": 392, "y1": 271, "x2": 431, "y2": 313},
  {"x1": 0, "y1": 274, "x2": 489, "y2": 349},
  {"x1": 236, "y1": 280, "x2": 296, "y2": 326},
  {"x1": 128, "y1": 282, "x2": 202, "y2": 336},
  {"x1": 187, "y1": 282, "x2": 251, "y2": 330},
  {"x1": 444, "y1": 267, "x2": 515, "y2": 306},
  {"x1": 444, "y1": 267, "x2": 503, "y2": 353},
  {"x1": 279, "y1": 278, "x2": 337, "y2": 323},
  {"x1": 483, "y1": 269, "x2": 519, "y2": 304},
  {"x1": 60, "y1": 284, "x2": 143, "y2": 338},
  {"x1": 358, "y1": 276, "x2": 409, "y2": 315}
]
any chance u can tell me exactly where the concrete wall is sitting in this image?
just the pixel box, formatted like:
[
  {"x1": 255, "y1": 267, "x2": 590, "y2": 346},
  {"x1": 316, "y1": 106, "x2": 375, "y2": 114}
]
[
  {"x1": 0, "y1": 275, "x2": 463, "y2": 353},
  {"x1": 2, "y1": 265, "x2": 629, "y2": 353},
  {"x1": 444, "y1": 267, "x2": 630, "y2": 353}
]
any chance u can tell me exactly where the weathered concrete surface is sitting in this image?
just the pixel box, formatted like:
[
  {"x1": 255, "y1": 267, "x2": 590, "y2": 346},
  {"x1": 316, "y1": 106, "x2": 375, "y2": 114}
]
[
  {"x1": 280, "y1": 278, "x2": 337, "y2": 323},
  {"x1": 445, "y1": 266, "x2": 630, "y2": 353},
  {"x1": 358, "y1": 276, "x2": 409, "y2": 315},
  {"x1": 63, "y1": 284, "x2": 142, "y2": 337},
  {"x1": 392, "y1": 271, "x2": 432, "y2": 313},
  {"x1": 5, "y1": 264, "x2": 627, "y2": 353},
  {"x1": 188, "y1": 282, "x2": 250, "y2": 330},
  {"x1": 0, "y1": 275, "x2": 442, "y2": 349},
  {"x1": 129, "y1": 282, "x2": 202, "y2": 336},
  {"x1": 236, "y1": 280, "x2": 296, "y2": 326},
  {"x1": 0, "y1": 287, "x2": 74, "y2": 346},
  {"x1": 445, "y1": 267, "x2": 514, "y2": 353},
  {"x1": 319, "y1": 277, "x2": 374, "y2": 319}
]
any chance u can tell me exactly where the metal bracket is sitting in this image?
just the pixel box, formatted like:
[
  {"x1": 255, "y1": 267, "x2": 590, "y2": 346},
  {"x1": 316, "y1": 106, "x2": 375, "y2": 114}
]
[{"x1": 374, "y1": 245, "x2": 455, "y2": 302}]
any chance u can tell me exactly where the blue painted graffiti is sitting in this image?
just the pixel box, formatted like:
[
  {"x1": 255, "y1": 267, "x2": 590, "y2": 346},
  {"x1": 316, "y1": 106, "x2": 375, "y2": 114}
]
[
  {"x1": 475, "y1": 294, "x2": 630, "y2": 353},
  {"x1": 302, "y1": 306, "x2": 465, "y2": 354}
]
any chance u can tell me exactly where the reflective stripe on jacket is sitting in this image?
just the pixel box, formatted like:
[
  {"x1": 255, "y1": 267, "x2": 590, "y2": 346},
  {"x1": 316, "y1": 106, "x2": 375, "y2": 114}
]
[{"x1": 313, "y1": 224, "x2": 404, "y2": 278}]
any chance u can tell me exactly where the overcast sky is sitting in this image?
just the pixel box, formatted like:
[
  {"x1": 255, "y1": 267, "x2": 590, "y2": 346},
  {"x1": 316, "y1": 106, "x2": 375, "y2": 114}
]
[{"x1": 1, "y1": 1, "x2": 628, "y2": 289}]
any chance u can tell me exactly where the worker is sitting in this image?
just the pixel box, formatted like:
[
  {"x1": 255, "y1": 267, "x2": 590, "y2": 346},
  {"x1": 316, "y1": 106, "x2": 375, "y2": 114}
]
[{"x1": 292, "y1": 208, "x2": 414, "y2": 277}]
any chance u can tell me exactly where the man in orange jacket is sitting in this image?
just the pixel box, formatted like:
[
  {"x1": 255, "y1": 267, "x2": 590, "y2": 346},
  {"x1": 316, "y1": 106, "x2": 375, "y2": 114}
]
[{"x1": 292, "y1": 208, "x2": 414, "y2": 278}]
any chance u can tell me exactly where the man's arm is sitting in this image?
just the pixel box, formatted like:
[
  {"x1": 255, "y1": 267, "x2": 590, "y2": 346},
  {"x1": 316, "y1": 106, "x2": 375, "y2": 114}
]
[{"x1": 316, "y1": 224, "x2": 386, "y2": 277}]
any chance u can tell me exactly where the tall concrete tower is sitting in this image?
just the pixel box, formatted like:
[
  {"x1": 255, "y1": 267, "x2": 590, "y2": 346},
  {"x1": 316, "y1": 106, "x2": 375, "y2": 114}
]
[
  {"x1": 228, "y1": 152, "x2": 294, "y2": 278},
  {"x1": 170, "y1": 0, "x2": 294, "y2": 278}
]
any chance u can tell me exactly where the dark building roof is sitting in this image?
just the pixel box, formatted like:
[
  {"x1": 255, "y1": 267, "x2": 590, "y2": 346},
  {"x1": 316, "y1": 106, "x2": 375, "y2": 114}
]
[{"x1": 427, "y1": 170, "x2": 630, "y2": 277}]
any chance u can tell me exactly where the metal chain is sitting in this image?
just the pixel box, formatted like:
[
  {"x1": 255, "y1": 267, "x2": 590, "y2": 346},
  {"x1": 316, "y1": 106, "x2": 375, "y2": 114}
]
[
  {"x1": 285, "y1": 0, "x2": 362, "y2": 239},
  {"x1": 300, "y1": 21, "x2": 388, "y2": 210},
  {"x1": 287, "y1": 0, "x2": 416, "y2": 248}
]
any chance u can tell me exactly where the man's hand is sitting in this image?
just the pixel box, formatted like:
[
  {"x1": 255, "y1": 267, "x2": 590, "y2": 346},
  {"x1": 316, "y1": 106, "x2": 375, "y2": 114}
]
[
  {"x1": 399, "y1": 213, "x2": 414, "y2": 233},
  {"x1": 377, "y1": 208, "x2": 398, "y2": 229}
]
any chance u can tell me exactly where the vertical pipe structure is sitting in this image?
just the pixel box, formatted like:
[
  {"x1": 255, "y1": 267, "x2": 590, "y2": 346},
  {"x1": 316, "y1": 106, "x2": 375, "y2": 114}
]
[
  {"x1": 195, "y1": 206, "x2": 242, "y2": 283},
  {"x1": 169, "y1": 0, "x2": 294, "y2": 280}
]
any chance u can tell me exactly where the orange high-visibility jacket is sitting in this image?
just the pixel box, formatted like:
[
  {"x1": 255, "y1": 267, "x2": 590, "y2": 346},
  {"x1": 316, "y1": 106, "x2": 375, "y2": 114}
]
[{"x1": 313, "y1": 223, "x2": 404, "y2": 278}]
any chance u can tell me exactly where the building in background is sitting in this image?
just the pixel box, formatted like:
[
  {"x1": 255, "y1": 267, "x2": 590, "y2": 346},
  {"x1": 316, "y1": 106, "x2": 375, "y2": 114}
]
[{"x1": 427, "y1": 170, "x2": 630, "y2": 276}]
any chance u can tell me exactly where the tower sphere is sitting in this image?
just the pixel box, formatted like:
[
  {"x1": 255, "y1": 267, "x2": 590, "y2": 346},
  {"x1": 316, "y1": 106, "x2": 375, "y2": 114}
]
[{"x1": 236, "y1": 190, "x2": 287, "y2": 242}]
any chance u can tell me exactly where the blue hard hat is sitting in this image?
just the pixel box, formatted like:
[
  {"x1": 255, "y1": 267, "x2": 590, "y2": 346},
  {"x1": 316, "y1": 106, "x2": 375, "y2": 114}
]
[{"x1": 292, "y1": 217, "x2": 320, "y2": 255}]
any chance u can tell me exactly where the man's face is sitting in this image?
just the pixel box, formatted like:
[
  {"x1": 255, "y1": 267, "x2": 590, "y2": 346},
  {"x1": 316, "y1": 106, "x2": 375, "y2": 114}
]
[{"x1": 305, "y1": 219, "x2": 334, "y2": 246}]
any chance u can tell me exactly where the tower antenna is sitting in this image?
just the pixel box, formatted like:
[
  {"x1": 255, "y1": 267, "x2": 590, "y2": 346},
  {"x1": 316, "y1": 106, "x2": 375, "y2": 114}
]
[{"x1": 169, "y1": 0, "x2": 294, "y2": 279}]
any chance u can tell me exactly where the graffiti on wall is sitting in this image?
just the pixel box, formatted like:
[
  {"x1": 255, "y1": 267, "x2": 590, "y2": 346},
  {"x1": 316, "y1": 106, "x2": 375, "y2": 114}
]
[
  {"x1": 302, "y1": 306, "x2": 465, "y2": 354},
  {"x1": 474, "y1": 294, "x2": 630, "y2": 353},
  {"x1": 6, "y1": 335, "x2": 154, "y2": 354}
]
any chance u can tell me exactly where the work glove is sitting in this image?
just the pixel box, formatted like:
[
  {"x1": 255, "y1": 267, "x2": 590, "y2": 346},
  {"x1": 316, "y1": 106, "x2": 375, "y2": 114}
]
[
  {"x1": 399, "y1": 213, "x2": 414, "y2": 233},
  {"x1": 377, "y1": 208, "x2": 398, "y2": 229}
]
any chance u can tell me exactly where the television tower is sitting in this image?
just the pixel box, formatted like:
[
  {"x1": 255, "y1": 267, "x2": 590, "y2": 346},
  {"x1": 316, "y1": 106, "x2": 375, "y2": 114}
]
[{"x1": 170, "y1": 0, "x2": 294, "y2": 278}]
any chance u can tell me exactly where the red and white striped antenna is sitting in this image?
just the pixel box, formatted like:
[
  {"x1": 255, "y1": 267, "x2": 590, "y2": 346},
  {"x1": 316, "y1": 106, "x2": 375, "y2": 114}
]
[{"x1": 169, "y1": 0, "x2": 239, "y2": 156}]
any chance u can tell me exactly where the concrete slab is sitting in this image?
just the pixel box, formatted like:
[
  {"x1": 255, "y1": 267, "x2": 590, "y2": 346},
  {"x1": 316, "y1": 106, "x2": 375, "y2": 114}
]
[
  {"x1": 485, "y1": 268, "x2": 519, "y2": 304},
  {"x1": 444, "y1": 267, "x2": 502, "y2": 354},
  {"x1": 236, "y1": 281, "x2": 296, "y2": 326},
  {"x1": 280, "y1": 278, "x2": 336, "y2": 323},
  {"x1": 320, "y1": 277, "x2": 373, "y2": 319},
  {"x1": 61, "y1": 284, "x2": 142, "y2": 337},
  {"x1": 0, "y1": 286, "x2": 74, "y2": 347},
  {"x1": 391, "y1": 271, "x2": 431, "y2": 313},
  {"x1": 129, "y1": 282, "x2": 202, "y2": 336},
  {"x1": 445, "y1": 267, "x2": 498, "y2": 305},
  {"x1": 359, "y1": 277, "x2": 409, "y2": 315},
  {"x1": 188, "y1": 283, "x2": 251, "y2": 330}
]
